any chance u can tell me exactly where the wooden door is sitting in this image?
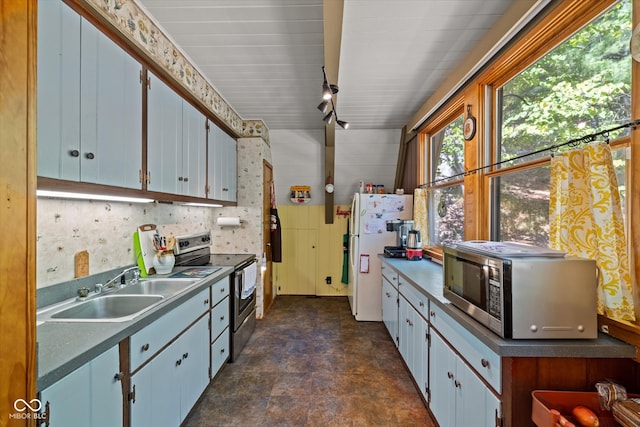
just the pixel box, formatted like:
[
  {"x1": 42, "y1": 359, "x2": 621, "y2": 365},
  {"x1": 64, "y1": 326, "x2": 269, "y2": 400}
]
[{"x1": 262, "y1": 161, "x2": 274, "y2": 314}]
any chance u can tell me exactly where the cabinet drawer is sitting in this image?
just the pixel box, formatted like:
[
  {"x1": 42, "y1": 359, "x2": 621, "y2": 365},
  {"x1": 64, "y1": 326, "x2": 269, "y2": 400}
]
[
  {"x1": 130, "y1": 287, "x2": 209, "y2": 372},
  {"x1": 429, "y1": 303, "x2": 501, "y2": 393},
  {"x1": 381, "y1": 264, "x2": 398, "y2": 290},
  {"x1": 398, "y1": 277, "x2": 428, "y2": 319},
  {"x1": 211, "y1": 276, "x2": 230, "y2": 307},
  {"x1": 211, "y1": 296, "x2": 229, "y2": 340},
  {"x1": 211, "y1": 327, "x2": 230, "y2": 378}
]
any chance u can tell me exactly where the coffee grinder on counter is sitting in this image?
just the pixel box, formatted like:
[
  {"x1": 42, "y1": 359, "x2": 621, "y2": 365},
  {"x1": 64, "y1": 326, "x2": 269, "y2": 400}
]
[{"x1": 384, "y1": 220, "x2": 414, "y2": 258}]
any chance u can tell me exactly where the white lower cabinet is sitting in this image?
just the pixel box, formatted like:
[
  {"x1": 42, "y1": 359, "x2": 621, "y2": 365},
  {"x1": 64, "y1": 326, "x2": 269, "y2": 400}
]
[
  {"x1": 398, "y1": 295, "x2": 428, "y2": 400},
  {"x1": 40, "y1": 345, "x2": 122, "y2": 427},
  {"x1": 381, "y1": 274, "x2": 399, "y2": 346},
  {"x1": 130, "y1": 315, "x2": 209, "y2": 427},
  {"x1": 429, "y1": 331, "x2": 501, "y2": 427}
]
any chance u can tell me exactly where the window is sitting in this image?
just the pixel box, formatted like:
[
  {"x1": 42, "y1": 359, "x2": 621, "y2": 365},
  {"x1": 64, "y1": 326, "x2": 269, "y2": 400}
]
[
  {"x1": 490, "y1": 0, "x2": 631, "y2": 244},
  {"x1": 427, "y1": 115, "x2": 465, "y2": 247}
]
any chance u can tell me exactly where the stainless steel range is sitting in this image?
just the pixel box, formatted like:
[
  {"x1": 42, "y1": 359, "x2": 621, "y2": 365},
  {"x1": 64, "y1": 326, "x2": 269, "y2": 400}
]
[{"x1": 173, "y1": 232, "x2": 257, "y2": 362}]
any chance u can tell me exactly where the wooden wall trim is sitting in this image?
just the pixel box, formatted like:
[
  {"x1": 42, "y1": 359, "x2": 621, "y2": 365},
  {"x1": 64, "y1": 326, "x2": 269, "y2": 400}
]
[{"x1": 0, "y1": 1, "x2": 38, "y2": 425}]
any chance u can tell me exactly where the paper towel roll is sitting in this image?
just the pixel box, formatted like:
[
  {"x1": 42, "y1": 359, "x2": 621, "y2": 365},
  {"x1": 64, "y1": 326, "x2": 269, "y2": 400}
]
[{"x1": 217, "y1": 216, "x2": 241, "y2": 227}]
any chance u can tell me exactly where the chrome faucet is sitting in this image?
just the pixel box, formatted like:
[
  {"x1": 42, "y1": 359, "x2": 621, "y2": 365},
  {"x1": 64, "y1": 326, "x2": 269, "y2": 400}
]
[{"x1": 98, "y1": 266, "x2": 141, "y2": 292}]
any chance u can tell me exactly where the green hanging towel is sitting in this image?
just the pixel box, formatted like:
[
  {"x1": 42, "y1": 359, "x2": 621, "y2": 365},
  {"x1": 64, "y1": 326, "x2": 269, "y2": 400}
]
[{"x1": 341, "y1": 220, "x2": 349, "y2": 284}]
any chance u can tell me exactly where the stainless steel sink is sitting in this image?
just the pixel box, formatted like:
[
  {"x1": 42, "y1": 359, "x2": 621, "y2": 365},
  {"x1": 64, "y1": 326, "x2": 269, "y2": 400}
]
[
  {"x1": 115, "y1": 279, "x2": 197, "y2": 297},
  {"x1": 41, "y1": 294, "x2": 164, "y2": 322}
]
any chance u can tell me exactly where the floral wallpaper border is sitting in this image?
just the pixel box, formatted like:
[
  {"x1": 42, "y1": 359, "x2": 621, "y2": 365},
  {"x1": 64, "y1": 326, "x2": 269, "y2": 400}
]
[{"x1": 79, "y1": 0, "x2": 269, "y2": 144}]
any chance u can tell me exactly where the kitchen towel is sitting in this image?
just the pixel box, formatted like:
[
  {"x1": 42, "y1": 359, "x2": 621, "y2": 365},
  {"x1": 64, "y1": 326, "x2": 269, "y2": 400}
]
[{"x1": 241, "y1": 261, "x2": 257, "y2": 299}]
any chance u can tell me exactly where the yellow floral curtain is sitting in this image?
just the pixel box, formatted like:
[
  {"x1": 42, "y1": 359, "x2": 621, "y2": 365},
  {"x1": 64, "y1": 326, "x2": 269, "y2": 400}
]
[
  {"x1": 413, "y1": 188, "x2": 428, "y2": 248},
  {"x1": 549, "y1": 142, "x2": 634, "y2": 321}
]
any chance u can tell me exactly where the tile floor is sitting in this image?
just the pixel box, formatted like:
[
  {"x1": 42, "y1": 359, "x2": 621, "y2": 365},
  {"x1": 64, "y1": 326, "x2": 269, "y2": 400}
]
[{"x1": 184, "y1": 295, "x2": 435, "y2": 426}]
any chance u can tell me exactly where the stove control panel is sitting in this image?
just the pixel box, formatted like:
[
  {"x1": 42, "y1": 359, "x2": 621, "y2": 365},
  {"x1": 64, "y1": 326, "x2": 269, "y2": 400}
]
[{"x1": 174, "y1": 231, "x2": 212, "y2": 255}]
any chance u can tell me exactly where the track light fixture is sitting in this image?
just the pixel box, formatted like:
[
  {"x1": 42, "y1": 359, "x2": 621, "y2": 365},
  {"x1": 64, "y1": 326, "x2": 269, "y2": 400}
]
[
  {"x1": 317, "y1": 100, "x2": 329, "y2": 114},
  {"x1": 318, "y1": 66, "x2": 349, "y2": 129}
]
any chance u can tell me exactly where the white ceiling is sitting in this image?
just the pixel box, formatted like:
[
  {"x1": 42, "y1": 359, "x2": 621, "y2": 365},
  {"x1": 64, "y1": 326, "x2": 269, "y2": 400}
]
[{"x1": 137, "y1": 0, "x2": 517, "y2": 130}]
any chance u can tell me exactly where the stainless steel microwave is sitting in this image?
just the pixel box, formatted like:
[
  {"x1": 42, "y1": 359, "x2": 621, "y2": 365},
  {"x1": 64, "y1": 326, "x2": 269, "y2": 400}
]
[{"x1": 442, "y1": 243, "x2": 598, "y2": 339}]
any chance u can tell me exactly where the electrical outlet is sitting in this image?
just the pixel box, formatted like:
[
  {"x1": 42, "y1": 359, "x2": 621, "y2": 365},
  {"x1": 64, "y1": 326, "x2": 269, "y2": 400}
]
[{"x1": 325, "y1": 276, "x2": 332, "y2": 284}]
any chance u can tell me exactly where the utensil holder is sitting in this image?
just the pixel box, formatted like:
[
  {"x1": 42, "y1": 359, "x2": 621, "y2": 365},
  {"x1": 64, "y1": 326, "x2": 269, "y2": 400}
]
[{"x1": 153, "y1": 251, "x2": 175, "y2": 275}]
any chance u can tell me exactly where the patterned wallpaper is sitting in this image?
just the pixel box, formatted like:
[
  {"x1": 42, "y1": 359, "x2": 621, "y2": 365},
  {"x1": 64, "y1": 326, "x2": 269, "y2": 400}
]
[{"x1": 78, "y1": 0, "x2": 269, "y2": 143}]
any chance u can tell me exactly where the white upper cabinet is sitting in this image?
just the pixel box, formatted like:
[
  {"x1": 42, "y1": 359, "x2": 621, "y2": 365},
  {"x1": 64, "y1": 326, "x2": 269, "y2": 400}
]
[
  {"x1": 181, "y1": 101, "x2": 207, "y2": 198},
  {"x1": 37, "y1": 0, "x2": 81, "y2": 181},
  {"x1": 147, "y1": 72, "x2": 207, "y2": 198},
  {"x1": 147, "y1": 72, "x2": 182, "y2": 195},
  {"x1": 37, "y1": 0, "x2": 142, "y2": 188},
  {"x1": 79, "y1": 21, "x2": 142, "y2": 188},
  {"x1": 207, "y1": 123, "x2": 237, "y2": 202},
  {"x1": 38, "y1": 0, "x2": 235, "y2": 203}
]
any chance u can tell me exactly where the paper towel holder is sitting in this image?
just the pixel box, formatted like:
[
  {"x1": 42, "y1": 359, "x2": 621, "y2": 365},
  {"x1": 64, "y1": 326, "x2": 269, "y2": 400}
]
[{"x1": 216, "y1": 216, "x2": 244, "y2": 227}]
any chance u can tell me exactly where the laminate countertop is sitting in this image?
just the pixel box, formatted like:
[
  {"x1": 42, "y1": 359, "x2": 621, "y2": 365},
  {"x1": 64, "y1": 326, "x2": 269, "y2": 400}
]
[
  {"x1": 36, "y1": 266, "x2": 234, "y2": 391},
  {"x1": 380, "y1": 256, "x2": 636, "y2": 359}
]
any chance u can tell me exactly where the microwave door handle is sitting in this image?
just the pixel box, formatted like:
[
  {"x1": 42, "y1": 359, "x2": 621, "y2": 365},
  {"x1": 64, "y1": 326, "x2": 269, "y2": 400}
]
[{"x1": 482, "y1": 265, "x2": 490, "y2": 305}]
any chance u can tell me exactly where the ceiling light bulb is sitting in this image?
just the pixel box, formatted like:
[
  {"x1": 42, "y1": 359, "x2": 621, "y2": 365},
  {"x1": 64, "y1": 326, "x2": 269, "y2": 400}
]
[{"x1": 322, "y1": 84, "x2": 332, "y2": 100}]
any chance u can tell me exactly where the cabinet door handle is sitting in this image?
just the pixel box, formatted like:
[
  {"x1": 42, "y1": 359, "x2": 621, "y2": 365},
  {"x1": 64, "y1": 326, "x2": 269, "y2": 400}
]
[
  {"x1": 419, "y1": 301, "x2": 424, "y2": 307},
  {"x1": 447, "y1": 371, "x2": 454, "y2": 379},
  {"x1": 176, "y1": 359, "x2": 182, "y2": 366},
  {"x1": 183, "y1": 352, "x2": 189, "y2": 359},
  {"x1": 183, "y1": 177, "x2": 189, "y2": 182},
  {"x1": 481, "y1": 358, "x2": 490, "y2": 368},
  {"x1": 454, "y1": 380, "x2": 461, "y2": 388},
  {"x1": 141, "y1": 343, "x2": 150, "y2": 352},
  {"x1": 221, "y1": 288, "x2": 226, "y2": 293},
  {"x1": 41, "y1": 401, "x2": 50, "y2": 426},
  {"x1": 178, "y1": 176, "x2": 183, "y2": 181},
  {"x1": 69, "y1": 149, "x2": 80, "y2": 158},
  {"x1": 114, "y1": 372, "x2": 124, "y2": 381},
  {"x1": 204, "y1": 299, "x2": 209, "y2": 305},
  {"x1": 429, "y1": 310, "x2": 435, "y2": 318},
  {"x1": 85, "y1": 152, "x2": 95, "y2": 160},
  {"x1": 220, "y1": 316, "x2": 225, "y2": 321}
]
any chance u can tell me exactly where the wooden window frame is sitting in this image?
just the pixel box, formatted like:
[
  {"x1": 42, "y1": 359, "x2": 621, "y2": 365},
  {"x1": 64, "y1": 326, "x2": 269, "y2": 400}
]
[{"x1": 419, "y1": 0, "x2": 640, "y2": 352}]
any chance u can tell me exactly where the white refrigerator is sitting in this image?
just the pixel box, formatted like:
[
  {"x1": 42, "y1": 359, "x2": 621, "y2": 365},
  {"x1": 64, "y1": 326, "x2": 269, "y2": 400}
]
[{"x1": 348, "y1": 193, "x2": 413, "y2": 321}]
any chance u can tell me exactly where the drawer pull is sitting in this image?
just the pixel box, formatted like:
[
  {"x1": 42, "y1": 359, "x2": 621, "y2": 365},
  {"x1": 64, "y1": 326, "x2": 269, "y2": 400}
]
[
  {"x1": 430, "y1": 310, "x2": 435, "y2": 318},
  {"x1": 220, "y1": 316, "x2": 225, "y2": 321},
  {"x1": 481, "y1": 358, "x2": 490, "y2": 368},
  {"x1": 454, "y1": 380, "x2": 461, "y2": 388},
  {"x1": 221, "y1": 288, "x2": 226, "y2": 293},
  {"x1": 204, "y1": 299, "x2": 209, "y2": 305},
  {"x1": 141, "y1": 343, "x2": 150, "y2": 352},
  {"x1": 419, "y1": 301, "x2": 424, "y2": 307},
  {"x1": 447, "y1": 371, "x2": 454, "y2": 379},
  {"x1": 220, "y1": 348, "x2": 225, "y2": 354}
]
